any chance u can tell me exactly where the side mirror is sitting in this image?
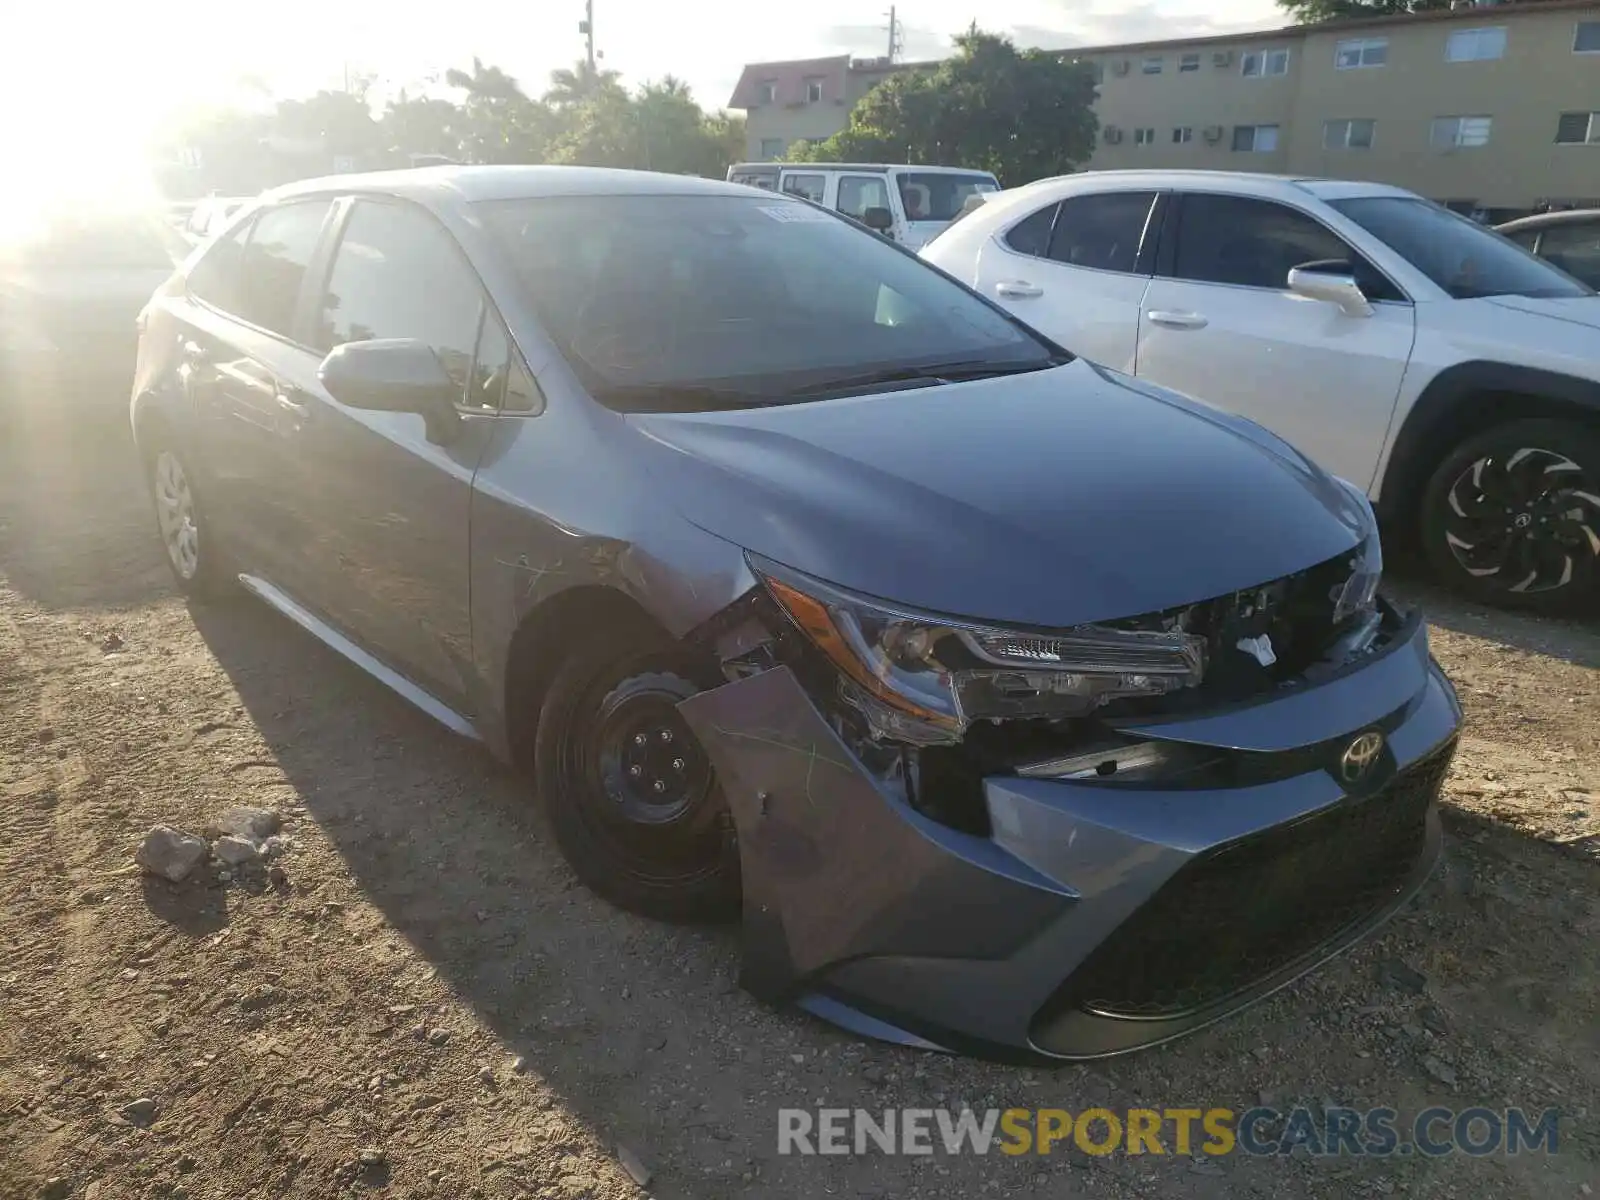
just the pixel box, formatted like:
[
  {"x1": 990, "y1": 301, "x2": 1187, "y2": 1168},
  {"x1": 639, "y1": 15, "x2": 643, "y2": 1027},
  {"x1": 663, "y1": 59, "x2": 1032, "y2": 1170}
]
[
  {"x1": 319, "y1": 338, "x2": 462, "y2": 443},
  {"x1": 1287, "y1": 263, "x2": 1373, "y2": 318},
  {"x1": 861, "y1": 206, "x2": 895, "y2": 235}
]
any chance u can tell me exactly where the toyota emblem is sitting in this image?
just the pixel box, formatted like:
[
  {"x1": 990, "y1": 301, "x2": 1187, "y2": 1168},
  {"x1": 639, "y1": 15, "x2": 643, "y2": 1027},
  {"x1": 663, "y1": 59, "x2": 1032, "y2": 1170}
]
[{"x1": 1340, "y1": 731, "x2": 1385, "y2": 782}]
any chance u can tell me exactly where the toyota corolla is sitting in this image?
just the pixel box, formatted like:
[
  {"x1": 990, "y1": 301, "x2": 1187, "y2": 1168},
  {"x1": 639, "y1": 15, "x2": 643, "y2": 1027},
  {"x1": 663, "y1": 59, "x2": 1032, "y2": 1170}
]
[{"x1": 131, "y1": 166, "x2": 1461, "y2": 1060}]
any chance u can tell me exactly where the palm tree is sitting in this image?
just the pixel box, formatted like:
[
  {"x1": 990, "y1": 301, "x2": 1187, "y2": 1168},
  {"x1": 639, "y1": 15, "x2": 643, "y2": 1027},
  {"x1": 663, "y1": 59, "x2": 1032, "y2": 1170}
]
[
  {"x1": 545, "y1": 59, "x2": 622, "y2": 107},
  {"x1": 445, "y1": 57, "x2": 528, "y2": 104}
]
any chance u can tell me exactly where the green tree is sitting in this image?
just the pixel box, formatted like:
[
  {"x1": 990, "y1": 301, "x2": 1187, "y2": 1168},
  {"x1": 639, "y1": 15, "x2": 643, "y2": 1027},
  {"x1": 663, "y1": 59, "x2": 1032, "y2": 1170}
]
[
  {"x1": 787, "y1": 29, "x2": 1098, "y2": 186},
  {"x1": 445, "y1": 58, "x2": 555, "y2": 163},
  {"x1": 274, "y1": 89, "x2": 383, "y2": 160},
  {"x1": 1276, "y1": 0, "x2": 1445, "y2": 19},
  {"x1": 382, "y1": 92, "x2": 464, "y2": 160}
]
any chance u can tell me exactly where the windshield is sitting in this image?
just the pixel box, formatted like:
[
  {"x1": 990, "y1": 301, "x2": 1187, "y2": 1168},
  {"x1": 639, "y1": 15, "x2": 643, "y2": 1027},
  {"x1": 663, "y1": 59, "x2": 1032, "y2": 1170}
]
[
  {"x1": 897, "y1": 173, "x2": 1000, "y2": 223},
  {"x1": 479, "y1": 193, "x2": 1057, "y2": 411},
  {"x1": 1330, "y1": 196, "x2": 1594, "y2": 300}
]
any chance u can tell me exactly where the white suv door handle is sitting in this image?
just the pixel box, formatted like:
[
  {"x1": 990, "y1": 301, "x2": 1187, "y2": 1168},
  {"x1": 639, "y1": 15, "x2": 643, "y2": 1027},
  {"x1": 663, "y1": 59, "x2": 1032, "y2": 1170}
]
[
  {"x1": 995, "y1": 281, "x2": 1044, "y2": 299},
  {"x1": 1146, "y1": 310, "x2": 1209, "y2": 330}
]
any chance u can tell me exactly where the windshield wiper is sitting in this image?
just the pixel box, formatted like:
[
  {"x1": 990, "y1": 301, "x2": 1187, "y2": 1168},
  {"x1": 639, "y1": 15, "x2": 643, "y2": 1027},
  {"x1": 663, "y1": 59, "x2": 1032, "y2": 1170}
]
[{"x1": 781, "y1": 356, "x2": 1065, "y2": 400}]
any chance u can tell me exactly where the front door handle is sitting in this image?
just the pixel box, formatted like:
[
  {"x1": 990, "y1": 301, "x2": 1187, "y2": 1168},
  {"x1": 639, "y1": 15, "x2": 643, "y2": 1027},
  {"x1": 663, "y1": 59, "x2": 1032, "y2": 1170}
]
[
  {"x1": 995, "y1": 281, "x2": 1044, "y2": 299},
  {"x1": 1146, "y1": 310, "x2": 1209, "y2": 330},
  {"x1": 276, "y1": 386, "x2": 312, "y2": 420}
]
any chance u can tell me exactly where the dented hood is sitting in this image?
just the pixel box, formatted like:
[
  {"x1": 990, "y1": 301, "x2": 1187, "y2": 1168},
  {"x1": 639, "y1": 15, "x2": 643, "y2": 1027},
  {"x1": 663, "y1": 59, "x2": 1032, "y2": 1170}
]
[{"x1": 626, "y1": 360, "x2": 1369, "y2": 628}]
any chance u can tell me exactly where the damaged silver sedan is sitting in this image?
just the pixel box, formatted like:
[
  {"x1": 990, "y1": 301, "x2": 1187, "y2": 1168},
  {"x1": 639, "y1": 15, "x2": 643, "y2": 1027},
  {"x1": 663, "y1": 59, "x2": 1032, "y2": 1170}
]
[{"x1": 131, "y1": 166, "x2": 1461, "y2": 1060}]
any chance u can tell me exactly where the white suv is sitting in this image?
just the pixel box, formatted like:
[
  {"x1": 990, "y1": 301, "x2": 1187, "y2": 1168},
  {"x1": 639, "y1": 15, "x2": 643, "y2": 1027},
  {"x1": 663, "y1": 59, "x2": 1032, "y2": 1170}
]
[{"x1": 923, "y1": 170, "x2": 1600, "y2": 614}]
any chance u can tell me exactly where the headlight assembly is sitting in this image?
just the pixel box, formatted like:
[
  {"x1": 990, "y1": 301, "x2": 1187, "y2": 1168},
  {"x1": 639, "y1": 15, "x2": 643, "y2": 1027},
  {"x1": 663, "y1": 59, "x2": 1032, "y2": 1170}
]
[
  {"x1": 1332, "y1": 482, "x2": 1383, "y2": 624},
  {"x1": 753, "y1": 558, "x2": 1207, "y2": 743}
]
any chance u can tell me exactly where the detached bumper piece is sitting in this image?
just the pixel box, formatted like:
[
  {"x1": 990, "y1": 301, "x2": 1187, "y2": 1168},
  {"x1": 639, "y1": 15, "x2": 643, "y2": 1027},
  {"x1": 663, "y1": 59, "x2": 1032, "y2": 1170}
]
[{"x1": 678, "y1": 611, "x2": 1461, "y2": 1062}]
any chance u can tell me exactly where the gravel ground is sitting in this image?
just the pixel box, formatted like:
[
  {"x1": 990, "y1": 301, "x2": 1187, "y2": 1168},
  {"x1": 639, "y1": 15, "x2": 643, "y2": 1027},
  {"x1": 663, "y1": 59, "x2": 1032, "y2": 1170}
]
[{"x1": 1, "y1": 406, "x2": 1596, "y2": 1200}]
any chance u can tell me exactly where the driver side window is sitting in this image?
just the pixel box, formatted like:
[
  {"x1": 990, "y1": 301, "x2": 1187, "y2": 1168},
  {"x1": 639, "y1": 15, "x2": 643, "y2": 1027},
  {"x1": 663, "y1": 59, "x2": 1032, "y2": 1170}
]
[{"x1": 1171, "y1": 193, "x2": 1403, "y2": 301}]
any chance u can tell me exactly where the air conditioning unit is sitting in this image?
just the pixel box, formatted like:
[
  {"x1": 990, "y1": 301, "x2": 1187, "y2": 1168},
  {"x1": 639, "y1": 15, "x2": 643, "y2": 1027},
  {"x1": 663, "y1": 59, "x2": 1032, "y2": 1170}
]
[
  {"x1": 1103, "y1": 125, "x2": 1124, "y2": 143},
  {"x1": 1203, "y1": 124, "x2": 1225, "y2": 142},
  {"x1": 1212, "y1": 51, "x2": 1234, "y2": 67},
  {"x1": 1111, "y1": 59, "x2": 1131, "y2": 75}
]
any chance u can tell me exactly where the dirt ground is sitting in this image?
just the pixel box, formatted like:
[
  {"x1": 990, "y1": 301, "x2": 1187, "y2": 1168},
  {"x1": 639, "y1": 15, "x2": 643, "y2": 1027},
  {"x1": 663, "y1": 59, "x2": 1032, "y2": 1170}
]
[{"x1": 1, "y1": 403, "x2": 1596, "y2": 1200}]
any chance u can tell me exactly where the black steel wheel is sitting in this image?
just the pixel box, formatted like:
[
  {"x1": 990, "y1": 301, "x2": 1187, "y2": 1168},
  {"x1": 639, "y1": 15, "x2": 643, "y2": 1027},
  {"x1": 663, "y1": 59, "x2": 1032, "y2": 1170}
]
[
  {"x1": 534, "y1": 642, "x2": 739, "y2": 921},
  {"x1": 1421, "y1": 419, "x2": 1600, "y2": 614}
]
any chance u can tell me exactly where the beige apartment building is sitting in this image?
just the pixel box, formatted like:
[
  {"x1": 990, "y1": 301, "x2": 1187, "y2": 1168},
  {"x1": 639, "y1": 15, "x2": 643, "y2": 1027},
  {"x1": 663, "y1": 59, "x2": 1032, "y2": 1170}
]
[{"x1": 731, "y1": 0, "x2": 1600, "y2": 216}]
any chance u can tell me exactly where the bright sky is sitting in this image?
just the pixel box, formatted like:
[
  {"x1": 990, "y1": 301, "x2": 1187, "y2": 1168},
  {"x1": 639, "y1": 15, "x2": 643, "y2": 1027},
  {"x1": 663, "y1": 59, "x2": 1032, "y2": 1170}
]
[{"x1": 0, "y1": 0, "x2": 1284, "y2": 180}]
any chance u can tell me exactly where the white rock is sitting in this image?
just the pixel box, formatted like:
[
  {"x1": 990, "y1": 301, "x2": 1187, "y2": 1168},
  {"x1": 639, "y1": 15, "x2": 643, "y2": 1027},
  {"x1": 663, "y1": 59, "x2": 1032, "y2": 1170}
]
[
  {"x1": 213, "y1": 836, "x2": 259, "y2": 866},
  {"x1": 136, "y1": 827, "x2": 209, "y2": 883},
  {"x1": 616, "y1": 1144, "x2": 652, "y2": 1188},
  {"x1": 210, "y1": 806, "x2": 280, "y2": 843}
]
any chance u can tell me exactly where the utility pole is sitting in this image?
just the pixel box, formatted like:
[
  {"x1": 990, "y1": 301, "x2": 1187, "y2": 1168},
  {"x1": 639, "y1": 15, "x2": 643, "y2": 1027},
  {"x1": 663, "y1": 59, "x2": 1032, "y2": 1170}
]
[
  {"x1": 885, "y1": 5, "x2": 903, "y2": 63},
  {"x1": 580, "y1": 0, "x2": 596, "y2": 74}
]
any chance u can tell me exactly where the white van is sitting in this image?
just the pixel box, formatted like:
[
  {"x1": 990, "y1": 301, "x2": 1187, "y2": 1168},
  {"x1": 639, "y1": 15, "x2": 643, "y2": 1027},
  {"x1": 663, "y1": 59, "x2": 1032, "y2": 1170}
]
[{"x1": 725, "y1": 163, "x2": 1000, "y2": 250}]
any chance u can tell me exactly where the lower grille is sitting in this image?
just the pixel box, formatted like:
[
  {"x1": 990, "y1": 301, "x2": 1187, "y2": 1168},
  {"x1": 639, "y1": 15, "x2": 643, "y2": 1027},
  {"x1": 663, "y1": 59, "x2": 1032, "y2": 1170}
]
[{"x1": 1042, "y1": 741, "x2": 1454, "y2": 1023}]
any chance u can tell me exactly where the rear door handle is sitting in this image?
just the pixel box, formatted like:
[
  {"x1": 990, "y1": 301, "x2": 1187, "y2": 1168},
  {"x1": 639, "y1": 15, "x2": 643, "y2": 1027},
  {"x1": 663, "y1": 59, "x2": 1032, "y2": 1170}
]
[
  {"x1": 995, "y1": 281, "x2": 1044, "y2": 299},
  {"x1": 1146, "y1": 310, "x2": 1209, "y2": 330},
  {"x1": 181, "y1": 339, "x2": 207, "y2": 363}
]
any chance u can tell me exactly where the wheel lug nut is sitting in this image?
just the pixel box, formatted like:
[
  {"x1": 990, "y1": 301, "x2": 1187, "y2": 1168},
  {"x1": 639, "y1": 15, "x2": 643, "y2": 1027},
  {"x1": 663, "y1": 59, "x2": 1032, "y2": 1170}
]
[
  {"x1": 672, "y1": 758, "x2": 686, "y2": 771},
  {"x1": 652, "y1": 780, "x2": 666, "y2": 793},
  {"x1": 629, "y1": 765, "x2": 643, "y2": 778},
  {"x1": 633, "y1": 734, "x2": 647, "y2": 747},
  {"x1": 660, "y1": 730, "x2": 673, "y2": 743}
]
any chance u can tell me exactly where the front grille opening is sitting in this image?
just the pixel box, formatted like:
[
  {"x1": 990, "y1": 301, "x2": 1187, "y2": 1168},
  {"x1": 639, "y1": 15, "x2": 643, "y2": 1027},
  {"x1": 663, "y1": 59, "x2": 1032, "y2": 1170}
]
[{"x1": 1031, "y1": 741, "x2": 1454, "y2": 1030}]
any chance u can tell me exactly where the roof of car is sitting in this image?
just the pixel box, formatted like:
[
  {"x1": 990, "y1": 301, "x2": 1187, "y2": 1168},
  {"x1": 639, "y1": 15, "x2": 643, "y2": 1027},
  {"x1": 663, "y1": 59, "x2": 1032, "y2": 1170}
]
[
  {"x1": 1495, "y1": 208, "x2": 1600, "y2": 234},
  {"x1": 268, "y1": 165, "x2": 756, "y2": 206},
  {"x1": 1006, "y1": 169, "x2": 1416, "y2": 203}
]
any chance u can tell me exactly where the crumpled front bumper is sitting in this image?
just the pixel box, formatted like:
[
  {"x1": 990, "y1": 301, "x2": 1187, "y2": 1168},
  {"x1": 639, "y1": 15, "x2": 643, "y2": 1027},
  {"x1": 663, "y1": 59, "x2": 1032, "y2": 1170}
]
[{"x1": 678, "y1": 606, "x2": 1461, "y2": 1061}]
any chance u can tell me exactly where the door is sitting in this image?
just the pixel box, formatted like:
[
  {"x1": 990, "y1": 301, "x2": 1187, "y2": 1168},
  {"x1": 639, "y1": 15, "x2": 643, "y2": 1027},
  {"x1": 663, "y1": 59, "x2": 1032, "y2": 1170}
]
[
  {"x1": 180, "y1": 198, "x2": 336, "y2": 591},
  {"x1": 974, "y1": 190, "x2": 1161, "y2": 372},
  {"x1": 292, "y1": 197, "x2": 508, "y2": 711},
  {"x1": 1135, "y1": 192, "x2": 1416, "y2": 489},
  {"x1": 835, "y1": 173, "x2": 895, "y2": 239}
]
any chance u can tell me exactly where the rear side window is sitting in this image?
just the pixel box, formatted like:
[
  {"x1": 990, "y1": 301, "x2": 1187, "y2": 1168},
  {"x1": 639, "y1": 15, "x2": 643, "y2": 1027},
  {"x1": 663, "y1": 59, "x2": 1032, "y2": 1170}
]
[
  {"x1": 236, "y1": 200, "x2": 333, "y2": 338},
  {"x1": 1047, "y1": 191, "x2": 1157, "y2": 274},
  {"x1": 188, "y1": 223, "x2": 252, "y2": 316},
  {"x1": 1536, "y1": 221, "x2": 1600, "y2": 288},
  {"x1": 315, "y1": 200, "x2": 490, "y2": 402},
  {"x1": 836, "y1": 175, "x2": 892, "y2": 221},
  {"x1": 1002, "y1": 204, "x2": 1059, "y2": 257},
  {"x1": 1172, "y1": 194, "x2": 1358, "y2": 290}
]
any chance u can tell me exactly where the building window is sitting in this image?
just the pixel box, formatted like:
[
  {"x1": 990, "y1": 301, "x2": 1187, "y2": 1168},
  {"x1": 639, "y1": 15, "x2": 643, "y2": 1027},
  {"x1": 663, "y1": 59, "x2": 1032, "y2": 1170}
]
[
  {"x1": 1445, "y1": 27, "x2": 1506, "y2": 62},
  {"x1": 1232, "y1": 124, "x2": 1280, "y2": 152},
  {"x1": 1323, "y1": 118, "x2": 1376, "y2": 149},
  {"x1": 1241, "y1": 48, "x2": 1290, "y2": 77},
  {"x1": 1134, "y1": 127, "x2": 1157, "y2": 146},
  {"x1": 1576, "y1": 21, "x2": 1600, "y2": 52},
  {"x1": 1142, "y1": 56, "x2": 1163, "y2": 74},
  {"x1": 1555, "y1": 111, "x2": 1600, "y2": 144},
  {"x1": 1173, "y1": 126, "x2": 1194, "y2": 144},
  {"x1": 758, "y1": 137, "x2": 785, "y2": 159},
  {"x1": 758, "y1": 81, "x2": 778, "y2": 104},
  {"x1": 805, "y1": 78, "x2": 824, "y2": 103},
  {"x1": 1179, "y1": 53, "x2": 1201, "y2": 72},
  {"x1": 1430, "y1": 115, "x2": 1492, "y2": 148},
  {"x1": 1335, "y1": 37, "x2": 1388, "y2": 69}
]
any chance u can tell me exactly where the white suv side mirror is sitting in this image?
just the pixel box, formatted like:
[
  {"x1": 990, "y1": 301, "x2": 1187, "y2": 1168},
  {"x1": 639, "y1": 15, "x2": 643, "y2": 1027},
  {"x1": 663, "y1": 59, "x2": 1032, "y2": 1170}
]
[{"x1": 1287, "y1": 265, "x2": 1373, "y2": 318}]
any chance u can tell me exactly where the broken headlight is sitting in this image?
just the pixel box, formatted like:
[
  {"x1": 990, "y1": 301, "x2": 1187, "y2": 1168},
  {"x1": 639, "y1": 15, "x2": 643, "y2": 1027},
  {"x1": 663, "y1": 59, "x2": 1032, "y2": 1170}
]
[
  {"x1": 753, "y1": 558, "x2": 1206, "y2": 742},
  {"x1": 1332, "y1": 483, "x2": 1383, "y2": 624}
]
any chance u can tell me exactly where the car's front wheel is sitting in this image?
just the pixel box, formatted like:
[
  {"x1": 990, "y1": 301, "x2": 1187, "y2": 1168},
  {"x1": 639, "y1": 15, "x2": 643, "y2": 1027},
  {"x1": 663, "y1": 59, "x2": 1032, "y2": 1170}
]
[
  {"x1": 1421, "y1": 418, "x2": 1600, "y2": 614},
  {"x1": 534, "y1": 638, "x2": 740, "y2": 921},
  {"x1": 147, "y1": 437, "x2": 234, "y2": 598}
]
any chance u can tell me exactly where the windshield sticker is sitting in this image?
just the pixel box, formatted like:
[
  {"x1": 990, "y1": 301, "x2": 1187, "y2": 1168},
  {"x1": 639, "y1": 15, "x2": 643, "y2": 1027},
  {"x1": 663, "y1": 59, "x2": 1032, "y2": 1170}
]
[{"x1": 759, "y1": 205, "x2": 834, "y2": 223}]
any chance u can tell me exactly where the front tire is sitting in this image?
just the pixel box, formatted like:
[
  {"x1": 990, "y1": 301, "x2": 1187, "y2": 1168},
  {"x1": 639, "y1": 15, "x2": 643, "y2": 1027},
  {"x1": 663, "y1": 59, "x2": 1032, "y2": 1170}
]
[
  {"x1": 1420, "y1": 418, "x2": 1600, "y2": 614},
  {"x1": 534, "y1": 639, "x2": 740, "y2": 921},
  {"x1": 147, "y1": 438, "x2": 234, "y2": 598}
]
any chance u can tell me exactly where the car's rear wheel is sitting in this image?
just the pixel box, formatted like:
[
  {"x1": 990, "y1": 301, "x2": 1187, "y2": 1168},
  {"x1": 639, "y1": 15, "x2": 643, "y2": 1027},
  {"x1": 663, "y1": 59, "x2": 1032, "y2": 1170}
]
[
  {"x1": 147, "y1": 437, "x2": 234, "y2": 598},
  {"x1": 1421, "y1": 418, "x2": 1600, "y2": 614},
  {"x1": 534, "y1": 637, "x2": 740, "y2": 921}
]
